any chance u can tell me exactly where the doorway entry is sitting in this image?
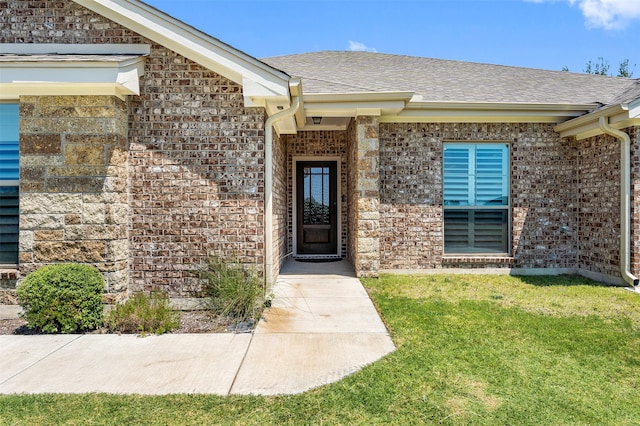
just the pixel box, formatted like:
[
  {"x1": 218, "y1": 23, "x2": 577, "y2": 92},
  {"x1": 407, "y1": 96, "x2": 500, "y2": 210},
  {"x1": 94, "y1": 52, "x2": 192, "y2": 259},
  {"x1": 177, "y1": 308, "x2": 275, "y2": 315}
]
[{"x1": 295, "y1": 160, "x2": 339, "y2": 257}]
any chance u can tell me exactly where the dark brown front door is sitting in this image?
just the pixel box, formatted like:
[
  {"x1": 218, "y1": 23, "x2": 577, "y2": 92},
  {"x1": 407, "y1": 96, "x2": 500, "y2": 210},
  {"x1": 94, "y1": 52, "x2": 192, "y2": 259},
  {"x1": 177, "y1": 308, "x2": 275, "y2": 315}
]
[{"x1": 296, "y1": 161, "x2": 338, "y2": 255}]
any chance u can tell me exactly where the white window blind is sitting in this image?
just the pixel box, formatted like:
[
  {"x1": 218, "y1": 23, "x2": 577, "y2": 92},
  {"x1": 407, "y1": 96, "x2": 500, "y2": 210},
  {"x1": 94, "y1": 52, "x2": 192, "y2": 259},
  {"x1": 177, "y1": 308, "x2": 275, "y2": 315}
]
[
  {"x1": 0, "y1": 104, "x2": 19, "y2": 265},
  {"x1": 443, "y1": 143, "x2": 509, "y2": 254},
  {"x1": 444, "y1": 144, "x2": 508, "y2": 206}
]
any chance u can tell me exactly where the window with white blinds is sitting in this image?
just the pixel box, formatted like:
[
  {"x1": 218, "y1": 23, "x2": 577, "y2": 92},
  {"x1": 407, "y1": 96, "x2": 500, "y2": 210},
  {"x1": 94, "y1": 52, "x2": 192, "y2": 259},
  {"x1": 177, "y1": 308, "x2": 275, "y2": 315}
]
[
  {"x1": 443, "y1": 143, "x2": 509, "y2": 254},
  {"x1": 0, "y1": 104, "x2": 19, "y2": 266}
]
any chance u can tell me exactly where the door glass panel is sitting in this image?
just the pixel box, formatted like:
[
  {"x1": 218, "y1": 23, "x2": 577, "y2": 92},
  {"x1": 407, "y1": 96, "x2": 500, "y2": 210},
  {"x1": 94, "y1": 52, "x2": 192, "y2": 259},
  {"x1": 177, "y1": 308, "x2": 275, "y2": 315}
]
[{"x1": 303, "y1": 166, "x2": 330, "y2": 225}]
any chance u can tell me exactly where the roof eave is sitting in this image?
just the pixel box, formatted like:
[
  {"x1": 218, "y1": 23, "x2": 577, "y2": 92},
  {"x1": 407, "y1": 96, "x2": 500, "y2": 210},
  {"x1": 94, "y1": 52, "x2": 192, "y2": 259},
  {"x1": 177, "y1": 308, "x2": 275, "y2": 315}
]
[
  {"x1": 378, "y1": 101, "x2": 598, "y2": 123},
  {"x1": 303, "y1": 91, "x2": 415, "y2": 117},
  {"x1": 555, "y1": 103, "x2": 640, "y2": 140},
  {"x1": 72, "y1": 0, "x2": 290, "y2": 101},
  {"x1": 0, "y1": 56, "x2": 146, "y2": 100}
]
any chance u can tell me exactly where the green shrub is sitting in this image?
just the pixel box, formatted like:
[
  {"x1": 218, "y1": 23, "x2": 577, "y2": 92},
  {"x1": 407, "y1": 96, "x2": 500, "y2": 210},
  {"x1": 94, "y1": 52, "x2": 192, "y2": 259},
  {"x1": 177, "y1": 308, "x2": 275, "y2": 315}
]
[
  {"x1": 16, "y1": 263, "x2": 105, "y2": 334},
  {"x1": 199, "y1": 256, "x2": 263, "y2": 323},
  {"x1": 105, "y1": 291, "x2": 180, "y2": 335}
]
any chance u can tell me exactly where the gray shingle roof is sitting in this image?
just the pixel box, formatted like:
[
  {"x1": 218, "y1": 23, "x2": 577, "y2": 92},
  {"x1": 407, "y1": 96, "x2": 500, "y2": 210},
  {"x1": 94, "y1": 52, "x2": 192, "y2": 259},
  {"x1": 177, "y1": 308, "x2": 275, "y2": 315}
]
[
  {"x1": 608, "y1": 79, "x2": 640, "y2": 104},
  {"x1": 262, "y1": 51, "x2": 637, "y2": 105}
]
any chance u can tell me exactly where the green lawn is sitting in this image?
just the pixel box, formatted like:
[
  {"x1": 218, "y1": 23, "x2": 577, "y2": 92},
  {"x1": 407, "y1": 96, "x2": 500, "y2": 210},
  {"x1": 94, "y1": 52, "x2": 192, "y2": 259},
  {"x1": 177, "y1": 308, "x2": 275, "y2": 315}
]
[{"x1": 2, "y1": 274, "x2": 639, "y2": 425}]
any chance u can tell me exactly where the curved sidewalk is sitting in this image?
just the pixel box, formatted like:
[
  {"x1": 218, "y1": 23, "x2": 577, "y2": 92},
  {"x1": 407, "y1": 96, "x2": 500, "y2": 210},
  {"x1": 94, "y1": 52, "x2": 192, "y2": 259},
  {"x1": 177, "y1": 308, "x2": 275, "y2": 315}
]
[{"x1": 0, "y1": 260, "x2": 395, "y2": 395}]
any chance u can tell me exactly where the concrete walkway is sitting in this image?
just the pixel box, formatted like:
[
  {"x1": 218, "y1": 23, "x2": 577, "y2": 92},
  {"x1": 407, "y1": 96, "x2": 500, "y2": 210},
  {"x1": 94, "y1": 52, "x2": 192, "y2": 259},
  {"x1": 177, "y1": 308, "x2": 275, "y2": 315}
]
[{"x1": 0, "y1": 260, "x2": 395, "y2": 395}]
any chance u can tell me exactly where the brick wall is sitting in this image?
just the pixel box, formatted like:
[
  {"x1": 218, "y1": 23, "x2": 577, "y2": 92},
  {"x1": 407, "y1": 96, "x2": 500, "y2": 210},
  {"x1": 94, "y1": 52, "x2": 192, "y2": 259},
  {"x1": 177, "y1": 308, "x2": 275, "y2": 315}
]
[
  {"x1": 3, "y1": 0, "x2": 267, "y2": 297},
  {"x1": 272, "y1": 131, "x2": 288, "y2": 278},
  {"x1": 574, "y1": 133, "x2": 621, "y2": 278},
  {"x1": 128, "y1": 47, "x2": 265, "y2": 296},
  {"x1": 379, "y1": 123, "x2": 443, "y2": 269},
  {"x1": 631, "y1": 126, "x2": 640, "y2": 276},
  {"x1": 379, "y1": 123, "x2": 579, "y2": 272},
  {"x1": 0, "y1": 1, "x2": 148, "y2": 44}
]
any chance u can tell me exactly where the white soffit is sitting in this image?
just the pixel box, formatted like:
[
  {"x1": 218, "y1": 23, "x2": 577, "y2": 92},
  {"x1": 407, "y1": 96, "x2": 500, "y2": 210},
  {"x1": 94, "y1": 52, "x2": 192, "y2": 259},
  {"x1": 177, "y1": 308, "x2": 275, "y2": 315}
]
[
  {"x1": 0, "y1": 53, "x2": 146, "y2": 100},
  {"x1": 303, "y1": 92, "x2": 414, "y2": 118},
  {"x1": 72, "y1": 0, "x2": 290, "y2": 104},
  {"x1": 301, "y1": 94, "x2": 597, "y2": 126},
  {"x1": 379, "y1": 102, "x2": 598, "y2": 124}
]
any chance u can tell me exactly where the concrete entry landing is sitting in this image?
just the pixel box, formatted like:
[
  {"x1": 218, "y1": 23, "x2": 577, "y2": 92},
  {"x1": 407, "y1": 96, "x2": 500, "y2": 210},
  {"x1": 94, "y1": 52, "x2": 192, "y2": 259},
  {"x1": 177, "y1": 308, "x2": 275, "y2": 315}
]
[
  {"x1": 230, "y1": 259, "x2": 395, "y2": 395},
  {"x1": 0, "y1": 259, "x2": 395, "y2": 395}
]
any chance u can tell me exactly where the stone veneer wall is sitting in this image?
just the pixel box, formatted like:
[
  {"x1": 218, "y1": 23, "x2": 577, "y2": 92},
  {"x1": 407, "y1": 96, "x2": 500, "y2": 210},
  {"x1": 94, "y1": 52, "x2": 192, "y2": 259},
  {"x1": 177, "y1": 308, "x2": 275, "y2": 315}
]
[
  {"x1": 18, "y1": 96, "x2": 130, "y2": 302},
  {"x1": 346, "y1": 122, "x2": 358, "y2": 267},
  {"x1": 346, "y1": 117, "x2": 380, "y2": 277},
  {"x1": 3, "y1": 0, "x2": 267, "y2": 297},
  {"x1": 379, "y1": 123, "x2": 579, "y2": 272},
  {"x1": 284, "y1": 130, "x2": 349, "y2": 258}
]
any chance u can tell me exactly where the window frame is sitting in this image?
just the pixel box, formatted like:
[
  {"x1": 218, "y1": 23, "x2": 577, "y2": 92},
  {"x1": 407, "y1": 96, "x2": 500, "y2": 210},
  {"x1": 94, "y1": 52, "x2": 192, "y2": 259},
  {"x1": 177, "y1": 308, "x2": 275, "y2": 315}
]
[
  {"x1": 442, "y1": 141, "x2": 511, "y2": 256},
  {"x1": 0, "y1": 102, "x2": 20, "y2": 267}
]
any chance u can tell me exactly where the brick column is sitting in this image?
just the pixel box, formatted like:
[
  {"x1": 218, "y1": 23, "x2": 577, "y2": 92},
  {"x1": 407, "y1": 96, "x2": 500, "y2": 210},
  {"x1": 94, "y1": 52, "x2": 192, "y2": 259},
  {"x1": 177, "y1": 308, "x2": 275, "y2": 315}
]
[
  {"x1": 348, "y1": 116, "x2": 380, "y2": 277},
  {"x1": 19, "y1": 96, "x2": 129, "y2": 302}
]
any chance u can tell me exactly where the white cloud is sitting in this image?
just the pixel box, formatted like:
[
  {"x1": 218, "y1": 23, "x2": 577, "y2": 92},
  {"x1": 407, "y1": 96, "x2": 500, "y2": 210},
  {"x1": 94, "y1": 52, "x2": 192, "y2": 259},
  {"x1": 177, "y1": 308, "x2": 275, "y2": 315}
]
[
  {"x1": 528, "y1": 0, "x2": 640, "y2": 29},
  {"x1": 348, "y1": 41, "x2": 377, "y2": 53},
  {"x1": 573, "y1": 0, "x2": 640, "y2": 29}
]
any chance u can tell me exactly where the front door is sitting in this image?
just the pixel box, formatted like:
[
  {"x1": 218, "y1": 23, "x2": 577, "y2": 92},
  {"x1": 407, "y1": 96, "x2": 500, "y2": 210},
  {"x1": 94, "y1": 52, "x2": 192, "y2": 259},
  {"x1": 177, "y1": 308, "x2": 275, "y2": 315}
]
[{"x1": 296, "y1": 161, "x2": 338, "y2": 255}]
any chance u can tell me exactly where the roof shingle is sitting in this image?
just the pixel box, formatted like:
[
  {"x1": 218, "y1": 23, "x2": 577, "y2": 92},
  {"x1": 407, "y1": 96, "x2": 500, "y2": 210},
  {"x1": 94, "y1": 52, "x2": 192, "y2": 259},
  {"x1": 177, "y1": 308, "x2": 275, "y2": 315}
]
[{"x1": 263, "y1": 51, "x2": 637, "y2": 105}]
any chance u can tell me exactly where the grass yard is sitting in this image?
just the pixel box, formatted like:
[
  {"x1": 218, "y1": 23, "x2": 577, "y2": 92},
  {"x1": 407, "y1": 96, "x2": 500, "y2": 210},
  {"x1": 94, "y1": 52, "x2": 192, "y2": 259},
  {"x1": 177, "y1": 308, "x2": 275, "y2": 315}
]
[{"x1": 1, "y1": 274, "x2": 639, "y2": 425}]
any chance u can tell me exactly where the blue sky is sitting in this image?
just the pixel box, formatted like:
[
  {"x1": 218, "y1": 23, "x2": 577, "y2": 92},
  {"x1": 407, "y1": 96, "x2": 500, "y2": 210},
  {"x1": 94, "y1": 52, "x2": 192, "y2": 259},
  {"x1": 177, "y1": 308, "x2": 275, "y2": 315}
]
[{"x1": 145, "y1": 0, "x2": 640, "y2": 76}]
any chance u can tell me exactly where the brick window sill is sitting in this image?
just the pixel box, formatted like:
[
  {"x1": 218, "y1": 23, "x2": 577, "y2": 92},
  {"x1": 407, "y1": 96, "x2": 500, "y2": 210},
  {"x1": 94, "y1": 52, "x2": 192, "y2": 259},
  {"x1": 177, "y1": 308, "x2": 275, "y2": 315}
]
[{"x1": 442, "y1": 256, "x2": 515, "y2": 266}]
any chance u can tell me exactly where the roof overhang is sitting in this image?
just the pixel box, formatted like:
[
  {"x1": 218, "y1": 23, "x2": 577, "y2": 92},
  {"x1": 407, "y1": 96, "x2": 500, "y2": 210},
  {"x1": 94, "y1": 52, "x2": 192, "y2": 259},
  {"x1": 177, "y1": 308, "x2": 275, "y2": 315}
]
[
  {"x1": 299, "y1": 92, "x2": 414, "y2": 131},
  {"x1": 555, "y1": 100, "x2": 640, "y2": 140},
  {"x1": 297, "y1": 94, "x2": 601, "y2": 130},
  {"x1": 380, "y1": 101, "x2": 599, "y2": 124},
  {"x1": 268, "y1": 79, "x2": 303, "y2": 135},
  {"x1": 0, "y1": 45, "x2": 147, "y2": 100},
  {"x1": 72, "y1": 0, "x2": 290, "y2": 106}
]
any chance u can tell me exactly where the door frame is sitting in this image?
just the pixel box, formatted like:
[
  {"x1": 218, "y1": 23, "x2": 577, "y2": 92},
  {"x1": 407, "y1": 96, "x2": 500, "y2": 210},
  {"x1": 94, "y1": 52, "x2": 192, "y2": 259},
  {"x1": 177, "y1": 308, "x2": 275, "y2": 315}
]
[{"x1": 292, "y1": 156, "x2": 342, "y2": 258}]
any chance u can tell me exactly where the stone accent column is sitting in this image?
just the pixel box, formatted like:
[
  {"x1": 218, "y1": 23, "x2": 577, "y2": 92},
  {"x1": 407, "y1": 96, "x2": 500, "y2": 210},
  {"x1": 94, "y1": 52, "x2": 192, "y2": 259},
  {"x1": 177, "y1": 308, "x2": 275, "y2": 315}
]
[
  {"x1": 19, "y1": 96, "x2": 129, "y2": 302},
  {"x1": 348, "y1": 116, "x2": 380, "y2": 277}
]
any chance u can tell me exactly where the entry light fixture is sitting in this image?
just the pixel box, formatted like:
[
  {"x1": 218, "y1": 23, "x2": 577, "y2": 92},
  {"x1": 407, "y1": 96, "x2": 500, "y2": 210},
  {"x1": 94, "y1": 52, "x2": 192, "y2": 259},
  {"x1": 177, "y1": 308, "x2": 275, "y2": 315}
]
[{"x1": 312, "y1": 116, "x2": 322, "y2": 125}]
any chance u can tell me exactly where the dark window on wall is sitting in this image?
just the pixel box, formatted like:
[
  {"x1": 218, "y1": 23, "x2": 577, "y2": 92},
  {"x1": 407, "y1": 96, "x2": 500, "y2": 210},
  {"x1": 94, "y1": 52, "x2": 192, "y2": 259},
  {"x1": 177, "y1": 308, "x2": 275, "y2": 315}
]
[
  {"x1": 0, "y1": 104, "x2": 19, "y2": 266},
  {"x1": 443, "y1": 143, "x2": 510, "y2": 254}
]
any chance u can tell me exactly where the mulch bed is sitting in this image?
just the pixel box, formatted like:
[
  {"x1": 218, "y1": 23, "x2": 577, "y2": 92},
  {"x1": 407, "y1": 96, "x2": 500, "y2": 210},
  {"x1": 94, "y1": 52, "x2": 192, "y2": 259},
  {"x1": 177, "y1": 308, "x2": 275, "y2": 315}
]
[{"x1": 0, "y1": 310, "x2": 235, "y2": 335}]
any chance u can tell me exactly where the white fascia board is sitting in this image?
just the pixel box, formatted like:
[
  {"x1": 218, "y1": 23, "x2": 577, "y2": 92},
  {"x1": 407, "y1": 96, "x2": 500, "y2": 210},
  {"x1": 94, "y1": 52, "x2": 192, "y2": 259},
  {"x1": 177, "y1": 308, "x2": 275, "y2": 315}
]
[
  {"x1": 0, "y1": 43, "x2": 150, "y2": 55},
  {"x1": 0, "y1": 58, "x2": 145, "y2": 99},
  {"x1": 72, "y1": 0, "x2": 289, "y2": 99},
  {"x1": 304, "y1": 100, "x2": 409, "y2": 117},
  {"x1": 0, "y1": 83, "x2": 134, "y2": 100},
  {"x1": 303, "y1": 92, "x2": 413, "y2": 116},
  {"x1": 379, "y1": 101, "x2": 597, "y2": 124},
  {"x1": 629, "y1": 98, "x2": 640, "y2": 119},
  {"x1": 305, "y1": 92, "x2": 414, "y2": 103},
  {"x1": 554, "y1": 104, "x2": 632, "y2": 139},
  {"x1": 407, "y1": 101, "x2": 597, "y2": 112}
]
